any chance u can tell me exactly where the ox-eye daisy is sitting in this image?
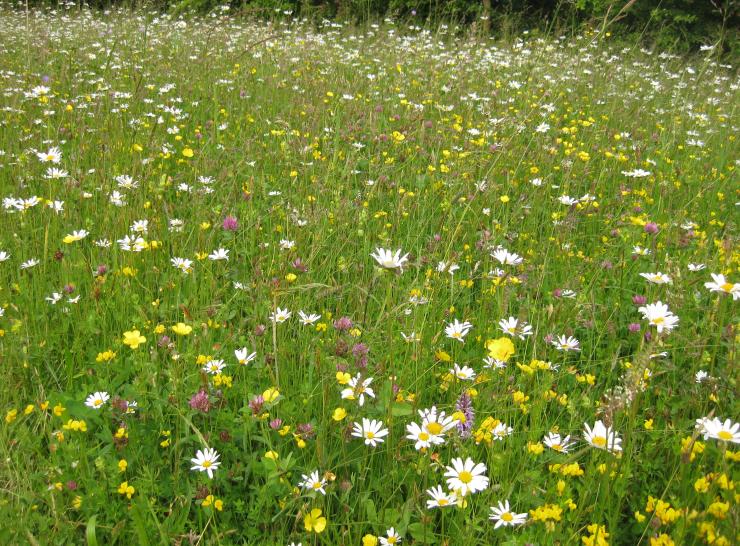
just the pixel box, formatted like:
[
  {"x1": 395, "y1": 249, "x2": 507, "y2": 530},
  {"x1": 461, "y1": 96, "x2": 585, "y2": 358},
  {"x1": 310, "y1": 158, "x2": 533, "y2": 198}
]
[
  {"x1": 191, "y1": 447, "x2": 221, "y2": 479},
  {"x1": 444, "y1": 457, "x2": 489, "y2": 496}
]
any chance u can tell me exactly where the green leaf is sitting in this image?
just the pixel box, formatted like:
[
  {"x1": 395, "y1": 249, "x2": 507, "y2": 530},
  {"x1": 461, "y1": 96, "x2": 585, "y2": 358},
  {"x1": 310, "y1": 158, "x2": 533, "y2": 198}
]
[
  {"x1": 407, "y1": 522, "x2": 436, "y2": 544},
  {"x1": 391, "y1": 402, "x2": 414, "y2": 417},
  {"x1": 130, "y1": 499, "x2": 152, "y2": 546},
  {"x1": 85, "y1": 516, "x2": 98, "y2": 546}
]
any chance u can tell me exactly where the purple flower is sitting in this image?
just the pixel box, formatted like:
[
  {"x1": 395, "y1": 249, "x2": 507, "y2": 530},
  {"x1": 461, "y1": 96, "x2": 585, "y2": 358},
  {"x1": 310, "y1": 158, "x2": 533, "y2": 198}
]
[
  {"x1": 249, "y1": 395, "x2": 264, "y2": 415},
  {"x1": 291, "y1": 258, "x2": 308, "y2": 272},
  {"x1": 352, "y1": 343, "x2": 368, "y2": 358},
  {"x1": 644, "y1": 222, "x2": 659, "y2": 234},
  {"x1": 222, "y1": 215, "x2": 238, "y2": 231},
  {"x1": 296, "y1": 423, "x2": 316, "y2": 439},
  {"x1": 455, "y1": 392, "x2": 475, "y2": 439},
  {"x1": 628, "y1": 323, "x2": 641, "y2": 333},
  {"x1": 189, "y1": 390, "x2": 211, "y2": 413},
  {"x1": 269, "y1": 418, "x2": 283, "y2": 430},
  {"x1": 96, "y1": 264, "x2": 108, "y2": 275},
  {"x1": 334, "y1": 316, "x2": 353, "y2": 331},
  {"x1": 632, "y1": 295, "x2": 647, "y2": 305}
]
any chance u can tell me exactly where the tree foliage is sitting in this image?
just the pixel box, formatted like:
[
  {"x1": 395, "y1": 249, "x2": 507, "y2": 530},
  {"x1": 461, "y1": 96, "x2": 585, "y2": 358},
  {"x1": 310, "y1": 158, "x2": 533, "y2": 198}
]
[{"x1": 24, "y1": 0, "x2": 739, "y2": 52}]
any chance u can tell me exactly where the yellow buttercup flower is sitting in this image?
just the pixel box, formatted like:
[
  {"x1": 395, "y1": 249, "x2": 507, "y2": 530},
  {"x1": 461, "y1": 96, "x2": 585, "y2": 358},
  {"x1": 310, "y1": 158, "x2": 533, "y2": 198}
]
[
  {"x1": 304, "y1": 508, "x2": 326, "y2": 533},
  {"x1": 122, "y1": 330, "x2": 146, "y2": 350},
  {"x1": 171, "y1": 322, "x2": 192, "y2": 336},
  {"x1": 486, "y1": 337, "x2": 515, "y2": 362}
]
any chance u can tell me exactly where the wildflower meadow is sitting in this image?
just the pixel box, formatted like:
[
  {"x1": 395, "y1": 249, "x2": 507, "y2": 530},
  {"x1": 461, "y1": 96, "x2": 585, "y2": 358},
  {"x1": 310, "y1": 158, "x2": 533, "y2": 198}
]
[{"x1": 0, "y1": 5, "x2": 737, "y2": 545}]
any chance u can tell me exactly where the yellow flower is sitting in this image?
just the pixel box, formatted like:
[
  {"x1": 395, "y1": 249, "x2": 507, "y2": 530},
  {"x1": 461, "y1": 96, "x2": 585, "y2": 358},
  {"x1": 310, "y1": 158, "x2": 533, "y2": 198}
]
[
  {"x1": 336, "y1": 372, "x2": 351, "y2": 385},
  {"x1": 53, "y1": 403, "x2": 65, "y2": 417},
  {"x1": 500, "y1": 195, "x2": 510, "y2": 203},
  {"x1": 122, "y1": 330, "x2": 146, "y2": 350},
  {"x1": 304, "y1": 508, "x2": 327, "y2": 533},
  {"x1": 486, "y1": 337, "x2": 515, "y2": 362},
  {"x1": 203, "y1": 495, "x2": 223, "y2": 510},
  {"x1": 118, "y1": 459, "x2": 128, "y2": 473},
  {"x1": 362, "y1": 534, "x2": 378, "y2": 546},
  {"x1": 182, "y1": 147, "x2": 194, "y2": 158},
  {"x1": 5, "y1": 409, "x2": 17, "y2": 424},
  {"x1": 262, "y1": 387, "x2": 280, "y2": 403},
  {"x1": 264, "y1": 450, "x2": 279, "y2": 461},
  {"x1": 117, "y1": 481, "x2": 135, "y2": 499},
  {"x1": 332, "y1": 407, "x2": 347, "y2": 421},
  {"x1": 96, "y1": 350, "x2": 116, "y2": 362},
  {"x1": 435, "y1": 350, "x2": 452, "y2": 362},
  {"x1": 171, "y1": 322, "x2": 192, "y2": 336},
  {"x1": 707, "y1": 500, "x2": 729, "y2": 519}
]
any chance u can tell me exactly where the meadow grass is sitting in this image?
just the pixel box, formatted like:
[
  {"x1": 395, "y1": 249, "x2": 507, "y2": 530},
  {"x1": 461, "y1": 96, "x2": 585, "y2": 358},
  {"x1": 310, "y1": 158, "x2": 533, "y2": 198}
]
[{"x1": 0, "y1": 6, "x2": 737, "y2": 545}]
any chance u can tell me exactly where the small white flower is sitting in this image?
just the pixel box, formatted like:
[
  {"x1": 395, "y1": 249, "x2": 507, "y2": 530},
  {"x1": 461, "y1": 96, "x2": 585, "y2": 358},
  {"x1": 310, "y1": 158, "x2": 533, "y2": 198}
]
[
  {"x1": 489, "y1": 500, "x2": 528, "y2": 529},
  {"x1": 202, "y1": 359, "x2": 226, "y2": 375},
  {"x1": 552, "y1": 335, "x2": 580, "y2": 352},
  {"x1": 85, "y1": 391, "x2": 110, "y2": 409},
  {"x1": 190, "y1": 447, "x2": 221, "y2": 478},
  {"x1": 445, "y1": 319, "x2": 473, "y2": 343},
  {"x1": 208, "y1": 248, "x2": 229, "y2": 261},
  {"x1": 234, "y1": 348, "x2": 256, "y2": 366},
  {"x1": 371, "y1": 247, "x2": 410, "y2": 271},
  {"x1": 298, "y1": 470, "x2": 327, "y2": 495},
  {"x1": 298, "y1": 311, "x2": 321, "y2": 325},
  {"x1": 270, "y1": 307, "x2": 292, "y2": 323},
  {"x1": 450, "y1": 363, "x2": 476, "y2": 381},
  {"x1": 583, "y1": 420, "x2": 622, "y2": 453},
  {"x1": 351, "y1": 418, "x2": 388, "y2": 447},
  {"x1": 444, "y1": 457, "x2": 489, "y2": 497}
]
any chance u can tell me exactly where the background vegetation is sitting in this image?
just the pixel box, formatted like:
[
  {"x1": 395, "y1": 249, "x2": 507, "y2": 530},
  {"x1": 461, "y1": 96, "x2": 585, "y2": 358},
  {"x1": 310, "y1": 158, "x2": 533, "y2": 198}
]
[{"x1": 20, "y1": 0, "x2": 740, "y2": 54}]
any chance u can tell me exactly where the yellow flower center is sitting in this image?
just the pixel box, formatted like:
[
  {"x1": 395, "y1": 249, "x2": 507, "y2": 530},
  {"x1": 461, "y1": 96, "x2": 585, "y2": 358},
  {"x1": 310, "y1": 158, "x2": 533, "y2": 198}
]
[
  {"x1": 418, "y1": 432, "x2": 430, "y2": 441},
  {"x1": 552, "y1": 444, "x2": 562, "y2": 452},
  {"x1": 438, "y1": 498, "x2": 448, "y2": 506},
  {"x1": 718, "y1": 430, "x2": 733, "y2": 441},
  {"x1": 426, "y1": 422, "x2": 443, "y2": 435},
  {"x1": 652, "y1": 317, "x2": 665, "y2": 325},
  {"x1": 366, "y1": 431, "x2": 375, "y2": 439},
  {"x1": 720, "y1": 282, "x2": 733, "y2": 292},
  {"x1": 502, "y1": 512, "x2": 513, "y2": 522},
  {"x1": 312, "y1": 482, "x2": 322, "y2": 489},
  {"x1": 202, "y1": 460, "x2": 212, "y2": 468},
  {"x1": 94, "y1": 399, "x2": 103, "y2": 406},
  {"x1": 458, "y1": 471, "x2": 473, "y2": 484},
  {"x1": 592, "y1": 435, "x2": 607, "y2": 448}
]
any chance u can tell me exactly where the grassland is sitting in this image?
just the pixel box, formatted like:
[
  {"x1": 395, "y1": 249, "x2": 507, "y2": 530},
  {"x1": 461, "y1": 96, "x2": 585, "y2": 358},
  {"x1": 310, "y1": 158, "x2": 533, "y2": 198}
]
[{"x1": 0, "y1": 6, "x2": 737, "y2": 545}]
